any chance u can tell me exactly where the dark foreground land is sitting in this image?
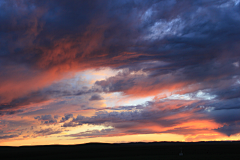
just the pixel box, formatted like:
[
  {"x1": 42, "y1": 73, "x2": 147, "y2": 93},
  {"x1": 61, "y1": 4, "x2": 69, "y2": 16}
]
[{"x1": 1, "y1": 141, "x2": 240, "y2": 160}]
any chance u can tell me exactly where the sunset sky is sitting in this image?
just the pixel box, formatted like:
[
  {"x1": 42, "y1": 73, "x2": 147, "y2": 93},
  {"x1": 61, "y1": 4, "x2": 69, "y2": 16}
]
[{"x1": 1, "y1": 0, "x2": 240, "y2": 146}]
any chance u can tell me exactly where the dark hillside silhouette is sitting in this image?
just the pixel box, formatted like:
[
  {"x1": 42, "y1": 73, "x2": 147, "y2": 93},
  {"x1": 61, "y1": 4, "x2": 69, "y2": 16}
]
[{"x1": 1, "y1": 141, "x2": 240, "y2": 160}]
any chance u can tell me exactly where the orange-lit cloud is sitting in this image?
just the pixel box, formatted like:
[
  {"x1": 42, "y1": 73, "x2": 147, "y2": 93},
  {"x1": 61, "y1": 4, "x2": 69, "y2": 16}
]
[{"x1": 1, "y1": 0, "x2": 240, "y2": 146}]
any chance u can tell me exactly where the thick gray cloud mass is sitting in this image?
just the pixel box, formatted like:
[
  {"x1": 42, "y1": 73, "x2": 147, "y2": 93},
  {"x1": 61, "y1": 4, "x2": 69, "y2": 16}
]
[
  {"x1": 89, "y1": 94, "x2": 103, "y2": 101},
  {"x1": 1, "y1": 0, "x2": 240, "y2": 140},
  {"x1": 215, "y1": 123, "x2": 240, "y2": 136}
]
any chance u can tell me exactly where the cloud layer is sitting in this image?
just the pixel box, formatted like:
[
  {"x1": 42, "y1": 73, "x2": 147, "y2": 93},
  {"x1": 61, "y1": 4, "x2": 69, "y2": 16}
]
[{"x1": 1, "y1": 0, "x2": 240, "y2": 145}]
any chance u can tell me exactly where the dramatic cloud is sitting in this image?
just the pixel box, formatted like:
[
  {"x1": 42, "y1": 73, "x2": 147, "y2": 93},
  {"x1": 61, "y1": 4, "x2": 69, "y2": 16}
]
[
  {"x1": 215, "y1": 123, "x2": 240, "y2": 137},
  {"x1": 1, "y1": 0, "x2": 240, "y2": 145},
  {"x1": 89, "y1": 94, "x2": 104, "y2": 101},
  {"x1": 34, "y1": 114, "x2": 57, "y2": 124}
]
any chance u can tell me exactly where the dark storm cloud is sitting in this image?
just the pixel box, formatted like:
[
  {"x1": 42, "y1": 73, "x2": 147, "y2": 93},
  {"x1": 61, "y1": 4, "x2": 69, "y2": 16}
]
[
  {"x1": 215, "y1": 123, "x2": 240, "y2": 136},
  {"x1": 89, "y1": 94, "x2": 103, "y2": 101},
  {"x1": 0, "y1": 1, "x2": 239, "y2": 73},
  {"x1": 1, "y1": 0, "x2": 240, "y2": 139},
  {"x1": 0, "y1": 0, "x2": 141, "y2": 70},
  {"x1": 1, "y1": 0, "x2": 240, "y2": 100},
  {"x1": 207, "y1": 81, "x2": 240, "y2": 100},
  {"x1": 94, "y1": 70, "x2": 135, "y2": 93}
]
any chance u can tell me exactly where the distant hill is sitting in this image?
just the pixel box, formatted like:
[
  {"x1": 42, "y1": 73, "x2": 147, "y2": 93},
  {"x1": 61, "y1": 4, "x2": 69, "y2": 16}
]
[{"x1": 1, "y1": 141, "x2": 240, "y2": 160}]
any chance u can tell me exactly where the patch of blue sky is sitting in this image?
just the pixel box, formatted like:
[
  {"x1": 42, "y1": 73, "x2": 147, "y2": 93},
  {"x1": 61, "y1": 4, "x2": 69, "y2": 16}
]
[{"x1": 166, "y1": 90, "x2": 216, "y2": 101}]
